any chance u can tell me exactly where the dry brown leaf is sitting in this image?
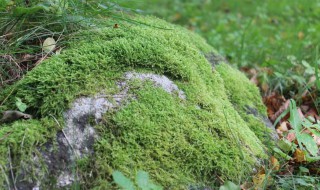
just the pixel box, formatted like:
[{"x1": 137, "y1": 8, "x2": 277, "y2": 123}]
[
  {"x1": 300, "y1": 104, "x2": 310, "y2": 113},
  {"x1": 312, "y1": 134, "x2": 320, "y2": 146},
  {"x1": 294, "y1": 149, "x2": 306, "y2": 162},
  {"x1": 271, "y1": 100, "x2": 290, "y2": 122},
  {"x1": 113, "y1": 24, "x2": 119, "y2": 28},
  {"x1": 306, "y1": 108, "x2": 320, "y2": 120},
  {"x1": 270, "y1": 156, "x2": 280, "y2": 171},
  {"x1": 240, "y1": 181, "x2": 253, "y2": 190},
  {"x1": 263, "y1": 92, "x2": 287, "y2": 121},
  {"x1": 277, "y1": 121, "x2": 289, "y2": 134},
  {"x1": 250, "y1": 75, "x2": 258, "y2": 85},
  {"x1": 297, "y1": 108, "x2": 305, "y2": 120},
  {"x1": 253, "y1": 173, "x2": 272, "y2": 190},
  {"x1": 253, "y1": 174, "x2": 265, "y2": 189},
  {"x1": 261, "y1": 82, "x2": 269, "y2": 94},
  {"x1": 287, "y1": 132, "x2": 296, "y2": 142}
]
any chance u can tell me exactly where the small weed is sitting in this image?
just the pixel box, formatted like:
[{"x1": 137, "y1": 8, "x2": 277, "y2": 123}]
[
  {"x1": 274, "y1": 99, "x2": 320, "y2": 160},
  {"x1": 112, "y1": 170, "x2": 163, "y2": 190}
]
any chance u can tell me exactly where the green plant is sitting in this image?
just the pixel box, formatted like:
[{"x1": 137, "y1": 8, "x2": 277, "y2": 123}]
[
  {"x1": 268, "y1": 99, "x2": 320, "y2": 189},
  {"x1": 274, "y1": 99, "x2": 320, "y2": 161},
  {"x1": 276, "y1": 175, "x2": 320, "y2": 189},
  {"x1": 112, "y1": 170, "x2": 163, "y2": 190}
]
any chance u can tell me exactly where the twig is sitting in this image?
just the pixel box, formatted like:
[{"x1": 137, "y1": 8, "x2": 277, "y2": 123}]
[
  {"x1": 8, "y1": 146, "x2": 17, "y2": 190},
  {"x1": 0, "y1": 164, "x2": 11, "y2": 190},
  {"x1": 0, "y1": 85, "x2": 17, "y2": 107},
  {"x1": 49, "y1": 114, "x2": 77, "y2": 159}
]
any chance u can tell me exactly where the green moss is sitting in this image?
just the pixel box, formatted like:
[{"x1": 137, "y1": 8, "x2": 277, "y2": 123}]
[
  {"x1": 92, "y1": 83, "x2": 264, "y2": 188},
  {"x1": 0, "y1": 118, "x2": 58, "y2": 186},
  {"x1": 216, "y1": 63, "x2": 272, "y2": 141},
  {"x1": 0, "y1": 16, "x2": 270, "y2": 188}
]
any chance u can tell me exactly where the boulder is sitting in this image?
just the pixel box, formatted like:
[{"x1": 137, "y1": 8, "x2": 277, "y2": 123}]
[{"x1": 0, "y1": 16, "x2": 274, "y2": 189}]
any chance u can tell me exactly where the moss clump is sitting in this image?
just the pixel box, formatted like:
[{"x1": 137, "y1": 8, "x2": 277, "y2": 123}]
[
  {"x1": 0, "y1": 16, "x2": 269, "y2": 188},
  {"x1": 216, "y1": 63, "x2": 272, "y2": 141},
  {"x1": 0, "y1": 118, "x2": 58, "y2": 187}
]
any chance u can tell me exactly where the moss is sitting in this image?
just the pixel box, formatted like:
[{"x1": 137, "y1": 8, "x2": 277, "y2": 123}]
[
  {"x1": 91, "y1": 83, "x2": 263, "y2": 188},
  {"x1": 0, "y1": 118, "x2": 58, "y2": 187},
  {"x1": 0, "y1": 16, "x2": 270, "y2": 188},
  {"x1": 216, "y1": 63, "x2": 272, "y2": 141}
]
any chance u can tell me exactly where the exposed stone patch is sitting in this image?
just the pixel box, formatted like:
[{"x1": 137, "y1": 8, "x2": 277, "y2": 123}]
[
  {"x1": 205, "y1": 52, "x2": 227, "y2": 68},
  {"x1": 245, "y1": 105, "x2": 279, "y2": 140},
  {"x1": 56, "y1": 171, "x2": 75, "y2": 188},
  {"x1": 63, "y1": 97, "x2": 114, "y2": 158},
  {"x1": 124, "y1": 72, "x2": 186, "y2": 100}
]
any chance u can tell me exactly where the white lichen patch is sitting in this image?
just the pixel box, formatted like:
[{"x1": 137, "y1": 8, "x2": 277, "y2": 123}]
[
  {"x1": 124, "y1": 72, "x2": 186, "y2": 100},
  {"x1": 63, "y1": 96, "x2": 117, "y2": 158},
  {"x1": 56, "y1": 171, "x2": 75, "y2": 188}
]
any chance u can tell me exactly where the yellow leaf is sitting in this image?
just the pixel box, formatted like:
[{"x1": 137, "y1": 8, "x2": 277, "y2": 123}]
[
  {"x1": 294, "y1": 148, "x2": 306, "y2": 162},
  {"x1": 253, "y1": 174, "x2": 265, "y2": 188},
  {"x1": 253, "y1": 173, "x2": 273, "y2": 190},
  {"x1": 270, "y1": 156, "x2": 280, "y2": 171}
]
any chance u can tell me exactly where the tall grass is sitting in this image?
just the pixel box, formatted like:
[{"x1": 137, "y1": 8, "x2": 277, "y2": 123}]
[{"x1": 0, "y1": 0, "x2": 130, "y2": 88}]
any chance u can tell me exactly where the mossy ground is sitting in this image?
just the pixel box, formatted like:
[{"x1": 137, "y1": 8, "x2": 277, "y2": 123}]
[{"x1": 0, "y1": 16, "x2": 270, "y2": 188}]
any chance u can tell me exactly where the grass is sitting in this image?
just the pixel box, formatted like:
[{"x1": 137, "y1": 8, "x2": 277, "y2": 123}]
[{"x1": 0, "y1": 0, "x2": 132, "y2": 88}]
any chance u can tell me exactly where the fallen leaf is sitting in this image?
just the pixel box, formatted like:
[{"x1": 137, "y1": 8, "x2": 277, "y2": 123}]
[
  {"x1": 253, "y1": 174, "x2": 265, "y2": 189},
  {"x1": 287, "y1": 132, "x2": 296, "y2": 142},
  {"x1": 270, "y1": 156, "x2": 280, "y2": 171},
  {"x1": 42, "y1": 37, "x2": 56, "y2": 53},
  {"x1": 261, "y1": 82, "x2": 269, "y2": 94},
  {"x1": 294, "y1": 148, "x2": 306, "y2": 162},
  {"x1": 277, "y1": 121, "x2": 289, "y2": 134},
  {"x1": 263, "y1": 92, "x2": 287, "y2": 121},
  {"x1": 252, "y1": 173, "x2": 272, "y2": 190},
  {"x1": 113, "y1": 23, "x2": 119, "y2": 28},
  {"x1": 312, "y1": 134, "x2": 320, "y2": 146},
  {"x1": 297, "y1": 108, "x2": 305, "y2": 120},
  {"x1": 300, "y1": 104, "x2": 310, "y2": 113},
  {"x1": 240, "y1": 181, "x2": 253, "y2": 190},
  {"x1": 306, "y1": 108, "x2": 320, "y2": 120}
]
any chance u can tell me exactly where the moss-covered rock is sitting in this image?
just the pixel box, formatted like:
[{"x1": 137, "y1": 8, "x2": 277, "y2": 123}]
[{"x1": 0, "y1": 16, "x2": 273, "y2": 189}]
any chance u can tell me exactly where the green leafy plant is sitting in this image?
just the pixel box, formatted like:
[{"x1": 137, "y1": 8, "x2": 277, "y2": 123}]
[
  {"x1": 112, "y1": 170, "x2": 162, "y2": 190},
  {"x1": 274, "y1": 99, "x2": 320, "y2": 161}
]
